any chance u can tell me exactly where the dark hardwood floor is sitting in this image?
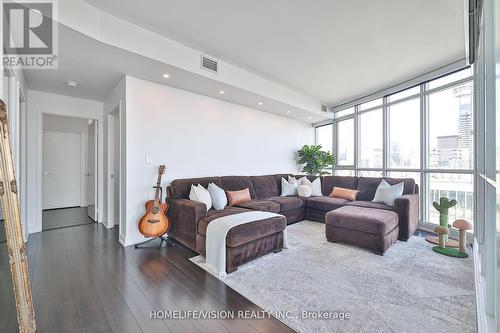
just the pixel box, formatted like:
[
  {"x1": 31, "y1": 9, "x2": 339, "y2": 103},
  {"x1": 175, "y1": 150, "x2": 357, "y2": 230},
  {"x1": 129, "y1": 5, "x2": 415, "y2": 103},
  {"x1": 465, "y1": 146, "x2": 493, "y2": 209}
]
[
  {"x1": 0, "y1": 227, "x2": 17, "y2": 333},
  {"x1": 0, "y1": 206, "x2": 439, "y2": 333},
  {"x1": 0, "y1": 219, "x2": 5, "y2": 243},
  {"x1": 42, "y1": 207, "x2": 95, "y2": 231},
  {"x1": 0, "y1": 220, "x2": 294, "y2": 333}
]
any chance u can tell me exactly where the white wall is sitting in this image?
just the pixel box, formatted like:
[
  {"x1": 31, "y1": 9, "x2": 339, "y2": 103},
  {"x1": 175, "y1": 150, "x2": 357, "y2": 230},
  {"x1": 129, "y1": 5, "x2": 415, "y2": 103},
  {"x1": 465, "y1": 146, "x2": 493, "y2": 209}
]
[
  {"x1": 102, "y1": 77, "x2": 126, "y2": 241},
  {"x1": 26, "y1": 90, "x2": 104, "y2": 234},
  {"x1": 122, "y1": 76, "x2": 314, "y2": 245},
  {"x1": 43, "y1": 114, "x2": 91, "y2": 208}
]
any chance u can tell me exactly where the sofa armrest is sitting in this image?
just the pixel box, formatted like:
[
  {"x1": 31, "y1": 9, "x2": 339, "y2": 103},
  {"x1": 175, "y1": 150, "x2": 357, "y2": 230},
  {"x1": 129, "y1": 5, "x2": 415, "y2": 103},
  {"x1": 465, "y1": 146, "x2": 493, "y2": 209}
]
[
  {"x1": 393, "y1": 194, "x2": 419, "y2": 241},
  {"x1": 167, "y1": 198, "x2": 207, "y2": 251}
]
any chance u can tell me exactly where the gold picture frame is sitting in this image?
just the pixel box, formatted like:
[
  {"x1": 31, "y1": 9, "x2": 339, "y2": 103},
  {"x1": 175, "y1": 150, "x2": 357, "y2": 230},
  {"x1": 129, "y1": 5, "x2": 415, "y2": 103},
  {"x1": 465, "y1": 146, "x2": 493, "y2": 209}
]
[{"x1": 0, "y1": 99, "x2": 36, "y2": 332}]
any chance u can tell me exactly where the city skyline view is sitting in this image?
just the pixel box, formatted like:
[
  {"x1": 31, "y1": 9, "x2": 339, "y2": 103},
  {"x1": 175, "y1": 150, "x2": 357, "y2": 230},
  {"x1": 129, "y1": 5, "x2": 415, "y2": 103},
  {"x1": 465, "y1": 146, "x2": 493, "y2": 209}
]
[{"x1": 317, "y1": 69, "x2": 474, "y2": 226}]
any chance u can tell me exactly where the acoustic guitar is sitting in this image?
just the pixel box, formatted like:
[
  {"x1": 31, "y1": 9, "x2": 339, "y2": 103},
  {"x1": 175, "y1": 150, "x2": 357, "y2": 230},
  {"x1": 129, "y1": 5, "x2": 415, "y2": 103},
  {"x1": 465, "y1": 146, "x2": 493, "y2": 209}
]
[{"x1": 138, "y1": 165, "x2": 171, "y2": 238}]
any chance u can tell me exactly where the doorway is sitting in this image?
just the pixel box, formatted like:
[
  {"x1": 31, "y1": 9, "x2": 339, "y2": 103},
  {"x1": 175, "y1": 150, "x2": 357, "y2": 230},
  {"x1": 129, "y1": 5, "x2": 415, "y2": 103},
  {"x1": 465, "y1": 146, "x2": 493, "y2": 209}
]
[
  {"x1": 87, "y1": 120, "x2": 98, "y2": 221},
  {"x1": 107, "y1": 108, "x2": 121, "y2": 230},
  {"x1": 41, "y1": 114, "x2": 98, "y2": 231}
]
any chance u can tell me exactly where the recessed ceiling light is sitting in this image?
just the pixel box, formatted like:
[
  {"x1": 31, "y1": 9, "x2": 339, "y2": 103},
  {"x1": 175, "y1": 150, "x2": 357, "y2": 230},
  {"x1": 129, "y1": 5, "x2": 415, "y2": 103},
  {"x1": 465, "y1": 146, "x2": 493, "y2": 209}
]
[
  {"x1": 258, "y1": 102, "x2": 263, "y2": 105},
  {"x1": 287, "y1": 111, "x2": 291, "y2": 114},
  {"x1": 66, "y1": 81, "x2": 78, "y2": 87},
  {"x1": 162, "y1": 73, "x2": 170, "y2": 78},
  {"x1": 308, "y1": 117, "x2": 312, "y2": 120},
  {"x1": 218, "y1": 90, "x2": 225, "y2": 94}
]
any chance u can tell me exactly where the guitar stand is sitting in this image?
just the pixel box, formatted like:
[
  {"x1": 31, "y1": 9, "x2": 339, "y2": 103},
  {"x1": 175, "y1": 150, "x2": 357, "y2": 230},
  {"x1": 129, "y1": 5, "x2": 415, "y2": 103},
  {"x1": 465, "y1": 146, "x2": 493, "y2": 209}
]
[
  {"x1": 153, "y1": 185, "x2": 163, "y2": 198},
  {"x1": 135, "y1": 184, "x2": 176, "y2": 249},
  {"x1": 134, "y1": 235, "x2": 176, "y2": 249}
]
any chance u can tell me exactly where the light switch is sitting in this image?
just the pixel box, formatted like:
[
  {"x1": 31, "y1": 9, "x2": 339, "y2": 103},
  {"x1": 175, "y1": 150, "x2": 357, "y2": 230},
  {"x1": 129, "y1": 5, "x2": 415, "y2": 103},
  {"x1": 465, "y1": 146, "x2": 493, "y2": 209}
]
[{"x1": 145, "y1": 154, "x2": 152, "y2": 165}]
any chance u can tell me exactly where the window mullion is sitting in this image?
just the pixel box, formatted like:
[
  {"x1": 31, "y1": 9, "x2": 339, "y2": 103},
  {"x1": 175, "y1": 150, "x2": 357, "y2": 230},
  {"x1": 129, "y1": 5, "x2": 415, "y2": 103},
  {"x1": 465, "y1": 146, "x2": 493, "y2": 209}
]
[
  {"x1": 420, "y1": 83, "x2": 427, "y2": 225},
  {"x1": 354, "y1": 106, "x2": 359, "y2": 173},
  {"x1": 382, "y1": 97, "x2": 388, "y2": 178}
]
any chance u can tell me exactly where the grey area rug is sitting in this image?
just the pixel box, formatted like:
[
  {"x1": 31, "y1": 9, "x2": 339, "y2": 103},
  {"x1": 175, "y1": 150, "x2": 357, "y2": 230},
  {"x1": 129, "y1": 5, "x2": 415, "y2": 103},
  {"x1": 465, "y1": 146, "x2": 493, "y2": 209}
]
[{"x1": 191, "y1": 221, "x2": 475, "y2": 333}]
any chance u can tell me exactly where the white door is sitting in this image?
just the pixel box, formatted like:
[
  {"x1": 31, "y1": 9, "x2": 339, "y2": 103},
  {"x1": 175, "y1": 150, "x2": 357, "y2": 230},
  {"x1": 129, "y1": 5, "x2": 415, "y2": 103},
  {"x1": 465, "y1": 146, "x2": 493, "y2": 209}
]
[
  {"x1": 87, "y1": 121, "x2": 98, "y2": 221},
  {"x1": 42, "y1": 130, "x2": 81, "y2": 209}
]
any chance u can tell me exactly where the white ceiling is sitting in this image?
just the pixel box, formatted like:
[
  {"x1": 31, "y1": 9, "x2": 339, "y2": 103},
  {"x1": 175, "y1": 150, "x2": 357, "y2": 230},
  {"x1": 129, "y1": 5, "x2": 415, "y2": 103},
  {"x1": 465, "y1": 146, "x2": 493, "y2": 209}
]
[
  {"x1": 25, "y1": 26, "x2": 329, "y2": 123},
  {"x1": 82, "y1": 0, "x2": 466, "y2": 106}
]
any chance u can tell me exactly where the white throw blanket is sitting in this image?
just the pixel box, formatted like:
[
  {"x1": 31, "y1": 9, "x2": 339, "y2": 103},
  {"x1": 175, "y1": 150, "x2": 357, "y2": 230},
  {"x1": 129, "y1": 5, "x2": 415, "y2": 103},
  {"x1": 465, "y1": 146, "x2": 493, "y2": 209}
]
[{"x1": 205, "y1": 211, "x2": 289, "y2": 276}]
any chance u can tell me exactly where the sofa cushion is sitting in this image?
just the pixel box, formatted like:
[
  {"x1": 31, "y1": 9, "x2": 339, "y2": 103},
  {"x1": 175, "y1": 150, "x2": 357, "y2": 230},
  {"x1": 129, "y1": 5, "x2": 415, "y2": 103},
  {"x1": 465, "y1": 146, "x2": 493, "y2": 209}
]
[
  {"x1": 357, "y1": 177, "x2": 416, "y2": 201},
  {"x1": 170, "y1": 177, "x2": 222, "y2": 199},
  {"x1": 251, "y1": 175, "x2": 280, "y2": 199},
  {"x1": 326, "y1": 206, "x2": 399, "y2": 235},
  {"x1": 345, "y1": 200, "x2": 394, "y2": 211},
  {"x1": 267, "y1": 196, "x2": 305, "y2": 211},
  {"x1": 292, "y1": 175, "x2": 319, "y2": 182},
  {"x1": 225, "y1": 216, "x2": 286, "y2": 248},
  {"x1": 322, "y1": 176, "x2": 358, "y2": 196},
  {"x1": 198, "y1": 207, "x2": 250, "y2": 235},
  {"x1": 235, "y1": 200, "x2": 281, "y2": 213},
  {"x1": 221, "y1": 176, "x2": 257, "y2": 199},
  {"x1": 306, "y1": 196, "x2": 349, "y2": 211},
  {"x1": 356, "y1": 177, "x2": 384, "y2": 201}
]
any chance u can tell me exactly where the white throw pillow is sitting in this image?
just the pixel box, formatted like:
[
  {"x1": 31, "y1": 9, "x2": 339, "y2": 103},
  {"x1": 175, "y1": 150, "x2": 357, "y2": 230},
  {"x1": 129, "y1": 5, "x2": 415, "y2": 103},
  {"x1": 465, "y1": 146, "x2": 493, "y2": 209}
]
[
  {"x1": 281, "y1": 177, "x2": 298, "y2": 196},
  {"x1": 288, "y1": 176, "x2": 298, "y2": 184},
  {"x1": 298, "y1": 184, "x2": 312, "y2": 198},
  {"x1": 298, "y1": 177, "x2": 322, "y2": 196},
  {"x1": 207, "y1": 182, "x2": 227, "y2": 210},
  {"x1": 311, "y1": 177, "x2": 322, "y2": 196},
  {"x1": 189, "y1": 184, "x2": 212, "y2": 211},
  {"x1": 297, "y1": 176, "x2": 309, "y2": 185},
  {"x1": 372, "y1": 180, "x2": 404, "y2": 206}
]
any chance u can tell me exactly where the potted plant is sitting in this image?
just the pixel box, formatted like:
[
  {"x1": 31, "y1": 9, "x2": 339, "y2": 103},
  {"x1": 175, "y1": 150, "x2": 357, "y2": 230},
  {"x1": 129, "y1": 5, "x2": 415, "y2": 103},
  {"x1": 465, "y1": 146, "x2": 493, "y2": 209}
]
[{"x1": 297, "y1": 145, "x2": 334, "y2": 176}]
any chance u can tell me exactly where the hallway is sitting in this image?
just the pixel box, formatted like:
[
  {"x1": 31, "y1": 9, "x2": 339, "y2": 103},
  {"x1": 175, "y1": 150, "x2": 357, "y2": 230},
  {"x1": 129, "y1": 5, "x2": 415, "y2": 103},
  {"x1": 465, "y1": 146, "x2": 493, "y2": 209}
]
[{"x1": 42, "y1": 207, "x2": 95, "y2": 231}]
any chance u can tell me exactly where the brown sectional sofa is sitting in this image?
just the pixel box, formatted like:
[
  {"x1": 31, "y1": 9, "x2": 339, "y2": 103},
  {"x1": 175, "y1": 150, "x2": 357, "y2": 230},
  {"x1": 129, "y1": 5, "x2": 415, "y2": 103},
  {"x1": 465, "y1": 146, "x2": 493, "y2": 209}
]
[{"x1": 166, "y1": 174, "x2": 419, "y2": 270}]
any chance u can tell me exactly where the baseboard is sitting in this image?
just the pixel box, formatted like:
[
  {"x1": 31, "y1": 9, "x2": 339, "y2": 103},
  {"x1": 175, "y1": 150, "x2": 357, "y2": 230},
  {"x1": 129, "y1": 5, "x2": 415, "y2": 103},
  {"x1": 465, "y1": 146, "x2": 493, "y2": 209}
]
[
  {"x1": 42, "y1": 206, "x2": 80, "y2": 211},
  {"x1": 473, "y1": 239, "x2": 496, "y2": 333},
  {"x1": 119, "y1": 233, "x2": 148, "y2": 247},
  {"x1": 101, "y1": 220, "x2": 114, "y2": 229}
]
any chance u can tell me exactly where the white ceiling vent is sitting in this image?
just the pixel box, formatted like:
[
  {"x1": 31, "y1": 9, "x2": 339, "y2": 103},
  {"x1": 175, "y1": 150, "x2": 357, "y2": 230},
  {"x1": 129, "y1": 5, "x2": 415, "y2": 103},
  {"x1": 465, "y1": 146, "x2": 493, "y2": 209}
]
[{"x1": 201, "y1": 55, "x2": 218, "y2": 73}]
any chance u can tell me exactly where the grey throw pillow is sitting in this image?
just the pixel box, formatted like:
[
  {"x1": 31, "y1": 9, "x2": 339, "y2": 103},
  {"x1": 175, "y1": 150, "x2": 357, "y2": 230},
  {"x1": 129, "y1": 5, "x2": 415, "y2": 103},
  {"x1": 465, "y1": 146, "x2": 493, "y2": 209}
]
[
  {"x1": 208, "y1": 182, "x2": 227, "y2": 210},
  {"x1": 372, "y1": 180, "x2": 404, "y2": 206}
]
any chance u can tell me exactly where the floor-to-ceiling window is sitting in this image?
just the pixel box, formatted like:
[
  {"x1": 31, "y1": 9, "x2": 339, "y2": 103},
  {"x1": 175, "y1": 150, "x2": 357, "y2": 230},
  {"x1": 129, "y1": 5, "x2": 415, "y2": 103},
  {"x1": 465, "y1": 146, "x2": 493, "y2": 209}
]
[
  {"x1": 315, "y1": 124, "x2": 333, "y2": 154},
  {"x1": 317, "y1": 67, "x2": 474, "y2": 228}
]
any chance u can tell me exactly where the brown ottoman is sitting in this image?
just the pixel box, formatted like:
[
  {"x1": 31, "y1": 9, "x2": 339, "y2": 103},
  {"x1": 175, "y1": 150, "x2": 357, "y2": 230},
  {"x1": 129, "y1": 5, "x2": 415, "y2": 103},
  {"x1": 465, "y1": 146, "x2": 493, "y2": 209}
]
[
  {"x1": 196, "y1": 213, "x2": 286, "y2": 273},
  {"x1": 325, "y1": 206, "x2": 399, "y2": 255}
]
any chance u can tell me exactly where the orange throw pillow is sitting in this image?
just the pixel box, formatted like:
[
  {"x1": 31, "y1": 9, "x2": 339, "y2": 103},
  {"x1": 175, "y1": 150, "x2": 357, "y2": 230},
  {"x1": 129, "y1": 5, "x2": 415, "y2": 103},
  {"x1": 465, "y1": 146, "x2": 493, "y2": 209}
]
[
  {"x1": 330, "y1": 187, "x2": 359, "y2": 201},
  {"x1": 227, "y1": 188, "x2": 251, "y2": 206}
]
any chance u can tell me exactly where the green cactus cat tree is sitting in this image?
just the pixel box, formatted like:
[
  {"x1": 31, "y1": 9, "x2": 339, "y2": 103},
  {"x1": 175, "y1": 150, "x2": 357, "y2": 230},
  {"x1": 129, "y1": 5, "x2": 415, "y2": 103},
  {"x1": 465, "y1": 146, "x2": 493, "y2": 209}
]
[{"x1": 425, "y1": 197, "x2": 460, "y2": 248}]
